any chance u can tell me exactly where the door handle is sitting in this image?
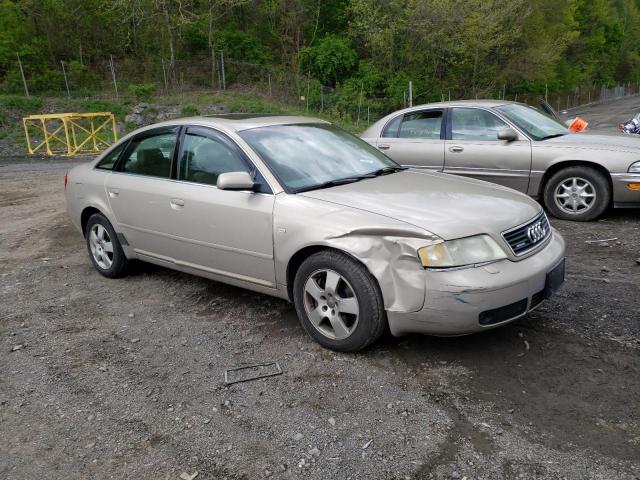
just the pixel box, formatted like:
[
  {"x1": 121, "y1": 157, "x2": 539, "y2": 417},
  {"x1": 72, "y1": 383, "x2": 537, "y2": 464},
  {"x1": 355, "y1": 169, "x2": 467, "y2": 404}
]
[
  {"x1": 378, "y1": 144, "x2": 390, "y2": 150},
  {"x1": 448, "y1": 146, "x2": 464, "y2": 153},
  {"x1": 170, "y1": 198, "x2": 185, "y2": 208},
  {"x1": 108, "y1": 189, "x2": 119, "y2": 197}
]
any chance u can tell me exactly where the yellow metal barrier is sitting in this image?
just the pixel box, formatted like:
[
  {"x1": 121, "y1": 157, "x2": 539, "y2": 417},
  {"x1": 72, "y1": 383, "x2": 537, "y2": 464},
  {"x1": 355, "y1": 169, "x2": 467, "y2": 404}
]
[{"x1": 22, "y1": 112, "x2": 118, "y2": 156}]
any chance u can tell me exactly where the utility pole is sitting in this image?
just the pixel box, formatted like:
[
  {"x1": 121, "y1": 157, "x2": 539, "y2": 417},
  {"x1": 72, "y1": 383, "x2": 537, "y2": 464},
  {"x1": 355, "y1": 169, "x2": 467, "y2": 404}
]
[{"x1": 16, "y1": 53, "x2": 29, "y2": 97}]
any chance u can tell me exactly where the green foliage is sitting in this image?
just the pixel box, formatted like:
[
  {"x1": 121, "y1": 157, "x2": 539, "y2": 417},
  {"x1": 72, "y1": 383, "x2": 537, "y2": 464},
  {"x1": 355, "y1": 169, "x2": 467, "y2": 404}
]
[
  {"x1": 181, "y1": 104, "x2": 200, "y2": 116},
  {"x1": 127, "y1": 83, "x2": 155, "y2": 102},
  {"x1": 214, "y1": 30, "x2": 272, "y2": 64},
  {"x1": 0, "y1": 94, "x2": 43, "y2": 112},
  {"x1": 300, "y1": 35, "x2": 358, "y2": 86}
]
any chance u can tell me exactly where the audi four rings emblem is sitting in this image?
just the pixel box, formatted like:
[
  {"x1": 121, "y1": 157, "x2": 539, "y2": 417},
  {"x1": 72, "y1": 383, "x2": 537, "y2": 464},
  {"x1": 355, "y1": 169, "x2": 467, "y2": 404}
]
[{"x1": 526, "y1": 221, "x2": 547, "y2": 243}]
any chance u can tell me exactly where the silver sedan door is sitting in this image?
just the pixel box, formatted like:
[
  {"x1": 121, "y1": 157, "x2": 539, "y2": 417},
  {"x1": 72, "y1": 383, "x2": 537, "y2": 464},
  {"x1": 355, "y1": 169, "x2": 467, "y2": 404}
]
[
  {"x1": 104, "y1": 127, "x2": 183, "y2": 259},
  {"x1": 444, "y1": 107, "x2": 532, "y2": 192},
  {"x1": 375, "y1": 109, "x2": 445, "y2": 171},
  {"x1": 169, "y1": 126, "x2": 276, "y2": 287}
]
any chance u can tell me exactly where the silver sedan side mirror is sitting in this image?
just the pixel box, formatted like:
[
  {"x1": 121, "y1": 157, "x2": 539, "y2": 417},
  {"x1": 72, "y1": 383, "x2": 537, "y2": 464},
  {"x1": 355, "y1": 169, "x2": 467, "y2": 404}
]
[
  {"x1": 217, "y1": 171, "x2": 255, "y2": 191},
  {"x1": 497, "y1": 127, "x2": 518, "y2": 142}
]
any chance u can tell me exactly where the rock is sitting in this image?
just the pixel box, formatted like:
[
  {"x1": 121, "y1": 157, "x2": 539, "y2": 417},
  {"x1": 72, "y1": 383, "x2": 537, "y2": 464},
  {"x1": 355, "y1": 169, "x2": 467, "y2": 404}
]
[
  {"x1": 362, "y1": 439, "x2": 373, "y2": 450},
  {"x1": 601, "y1": 266, "x2": 610, "y2": 272},
  {"x1": 125, "y1": 113, "x2": 144, "y2": 126},
  {"x1": 636, "y1": 258, "x2": 640, "y2": 265},
  {"x1": 292, "y1": 432, "x2": 304, "y2": 442},
  {"x1": 451, "y1": 471, "x2": 461, "y2": 479},
  {"x1": 598, "y1": 242, "x2": 609, "y2": 247},
  {"x1": 128, "y1": 313, "x2": 135, "y2": 318},
  {"x1": 264, "y1": 469, "x2": 272, "y2": 477},
  {"x1": 179, "y1": 472, "x2": 198, "y2": 480},
  {"x1": 131, "y1": 338, "x2": 140, "y2": 343},
  {"x1": 133, "y1": 103, "x2": 149, "y2": 114},
  {"x1": 85, "y1": 441, "x2": 95, "y2": 449},
  {"x1": 98, "y1": 365, "x2": 107, "y2": 372},
  {"x1": 308, "y1": 447, "x2": 320, "y2": 457},
  {"x1": 328, "y1": 417, "x2": 336, "y2": 427},
  {"x1": 387, "y1": 403, "x2": 393, "y2": 409},
  {"x1": 11, "y1": 344, "x2": 23, "y2": 352}
]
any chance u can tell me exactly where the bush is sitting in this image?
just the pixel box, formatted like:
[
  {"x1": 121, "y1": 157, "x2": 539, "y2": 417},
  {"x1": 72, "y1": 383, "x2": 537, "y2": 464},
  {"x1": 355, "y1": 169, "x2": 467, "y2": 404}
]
[
  {"x1": 300, "y1": 35, "x2": 358, "y2": 86},
  {"x1": 127, "y1": 83, "x2": 155, "y2": 102},
  {"x1": 181, "y1": 104, "x2": 200, "y2": 116}
]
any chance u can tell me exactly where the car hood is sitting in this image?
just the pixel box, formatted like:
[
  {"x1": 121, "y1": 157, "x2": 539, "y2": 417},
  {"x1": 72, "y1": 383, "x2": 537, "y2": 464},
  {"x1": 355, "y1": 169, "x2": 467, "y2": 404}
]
[
  {"x1": 540, "y1": 133, "x2": 640, "y2": 153},
  {"x1": 299, "y1": 170, "x2": 541, "y2": 240}
]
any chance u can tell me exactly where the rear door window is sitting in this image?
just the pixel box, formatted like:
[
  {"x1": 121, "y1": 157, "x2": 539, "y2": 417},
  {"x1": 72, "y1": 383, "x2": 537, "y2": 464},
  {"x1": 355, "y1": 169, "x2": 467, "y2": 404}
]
[
  {"x1": 398, "y1": 111, "x2": 443, "y2": 139},
  {"x1": 120, "y1": 129, "x2": 178, "y2": 178},
  {"x1": 96, "y1": 143, "x2": 126, "y2": 170}
]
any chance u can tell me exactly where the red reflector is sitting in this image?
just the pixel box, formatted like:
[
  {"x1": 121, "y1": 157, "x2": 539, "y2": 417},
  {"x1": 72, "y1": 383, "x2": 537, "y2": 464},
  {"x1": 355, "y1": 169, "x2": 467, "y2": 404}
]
[{"x1": 64, "y1": 172, "x2": 68, "y2": 191}]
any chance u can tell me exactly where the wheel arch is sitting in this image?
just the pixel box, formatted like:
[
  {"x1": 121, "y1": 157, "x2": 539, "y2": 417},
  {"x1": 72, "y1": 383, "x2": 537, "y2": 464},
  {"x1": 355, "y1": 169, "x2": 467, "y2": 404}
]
[
  {"x1": 285, "y1": 245, "x2": 377, "y2": 303},
  {"x1": 539, "y1": 160, "x2": 613, "y2": 202},
  {"x1": 80, "y1": 206, "x2": 103, "y2": 235}
]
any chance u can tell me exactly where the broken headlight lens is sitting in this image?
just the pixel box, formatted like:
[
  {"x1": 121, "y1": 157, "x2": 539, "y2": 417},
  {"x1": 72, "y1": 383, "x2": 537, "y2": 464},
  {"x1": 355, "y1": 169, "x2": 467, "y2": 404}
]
[
  {"x1": 418, "y1": 235, "x2": 507, "y2": 268},
  {"x1": 628, "y1": 161, "x2": 640, "y2": 173}
]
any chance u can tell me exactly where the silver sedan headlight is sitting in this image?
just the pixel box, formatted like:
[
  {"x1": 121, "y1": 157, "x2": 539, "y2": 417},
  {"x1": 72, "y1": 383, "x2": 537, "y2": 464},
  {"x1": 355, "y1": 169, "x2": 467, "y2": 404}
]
[
  {"x1": 418, "y1": 235, "x2": 507, "y2": 268},
  {"x1": 629, "y1": 161, "x2": 640, "y2": 173}
]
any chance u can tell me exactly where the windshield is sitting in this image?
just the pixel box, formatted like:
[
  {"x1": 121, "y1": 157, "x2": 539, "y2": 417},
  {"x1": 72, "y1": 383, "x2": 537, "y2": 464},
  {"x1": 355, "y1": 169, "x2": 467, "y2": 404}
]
[
  {"x1": 496, "y1": 104, "x2": 569, "y2": 140},
  {"x1": 239, "y1": 123, "x2": 400, "y2": 192}
]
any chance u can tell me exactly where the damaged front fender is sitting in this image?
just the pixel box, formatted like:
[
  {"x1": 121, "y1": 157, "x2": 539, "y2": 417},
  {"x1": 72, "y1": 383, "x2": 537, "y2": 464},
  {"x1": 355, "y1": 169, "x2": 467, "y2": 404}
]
[{"x1": 274, "y1": 195, "x2": 440, "y2": 313}]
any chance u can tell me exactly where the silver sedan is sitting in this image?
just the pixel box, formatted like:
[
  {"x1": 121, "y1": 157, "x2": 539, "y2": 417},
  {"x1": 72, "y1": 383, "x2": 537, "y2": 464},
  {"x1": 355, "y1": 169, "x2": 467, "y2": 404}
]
[
  {"x1": 65, "y1": 116, "x2": 565, "y2": 351},
  {"x1": 361, "y1": 100, "x2": 640, "y2": 221}
]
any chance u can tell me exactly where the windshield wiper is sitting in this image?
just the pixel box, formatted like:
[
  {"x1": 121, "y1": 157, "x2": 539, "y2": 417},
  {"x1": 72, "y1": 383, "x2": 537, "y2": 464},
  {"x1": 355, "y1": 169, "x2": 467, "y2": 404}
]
[
  {"x1": 539, "y1": 133, "x2": 567, "y2": 140},
  {"x1": 295, "y1": 176, "x2": 365, "y2": 193},
  {"x1": 368, "y1": 165, "x2": 408, "y2": 176}
]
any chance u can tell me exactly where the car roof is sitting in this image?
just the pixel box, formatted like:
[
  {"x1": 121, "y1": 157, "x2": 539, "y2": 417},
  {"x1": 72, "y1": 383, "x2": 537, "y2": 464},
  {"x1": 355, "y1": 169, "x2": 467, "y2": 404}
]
[
  {"x1": 131, "y1": 114, "x2": 330, "y2": 134},
  {"x1": 405, "y1": 99, "x2": 516, "y2": 109}
]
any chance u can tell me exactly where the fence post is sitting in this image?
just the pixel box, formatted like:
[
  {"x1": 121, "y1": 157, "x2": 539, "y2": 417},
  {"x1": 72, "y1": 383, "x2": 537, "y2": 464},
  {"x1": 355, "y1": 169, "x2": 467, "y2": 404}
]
[
  {"x1": 320, "y1": 85, "x2": 324, "y2": 112},
  {"x1": 109, "y1": 55, "x2": 118, "y2": 99},
  {"x1": 220, "y1": 51, "x2": 226, "y2": 90},
  {"x1": 16, "y1": 53, "x2": 29, "y2": 97},
  {"x1": 161, "y1": 58, "x2": 169, "y2": 94},
  {"x1": 61, "y1": 61, "x2": 70, "y2": 98},
  {"x1": 408, "y1": 81, "x2": 413, "y2": 107},
  {"x1": 356, "y1": 82, "x2": 363, "y2": 127},
  {"x1": 268, "y1": 73, "x2": 272, "y2": 97}
]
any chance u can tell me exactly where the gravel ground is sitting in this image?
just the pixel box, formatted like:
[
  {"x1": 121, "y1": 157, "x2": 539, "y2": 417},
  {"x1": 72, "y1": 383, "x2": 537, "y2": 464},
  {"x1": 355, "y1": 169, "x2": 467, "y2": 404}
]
[{"x1": 1, "y1": 148, "x2": 639, "y2": 480}]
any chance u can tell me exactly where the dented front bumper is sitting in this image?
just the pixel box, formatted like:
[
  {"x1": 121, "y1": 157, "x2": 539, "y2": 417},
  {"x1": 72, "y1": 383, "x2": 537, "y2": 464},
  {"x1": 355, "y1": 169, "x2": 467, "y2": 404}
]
[{"x1": 387, "y1": 230, "x2": 566, "y2": 337}]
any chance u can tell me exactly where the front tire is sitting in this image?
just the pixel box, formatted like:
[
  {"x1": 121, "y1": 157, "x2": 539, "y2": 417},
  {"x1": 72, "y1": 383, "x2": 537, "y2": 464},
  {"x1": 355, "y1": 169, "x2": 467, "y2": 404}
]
[
  {"x1": 543, "y1": 166, "x2": 611, "y2": 221},
  {"x1": 293, "y1": 250, "x2": 387, "y2": 352},
  {"x1": 85, "y1": 213, "x2": 129, "y2": 278}
]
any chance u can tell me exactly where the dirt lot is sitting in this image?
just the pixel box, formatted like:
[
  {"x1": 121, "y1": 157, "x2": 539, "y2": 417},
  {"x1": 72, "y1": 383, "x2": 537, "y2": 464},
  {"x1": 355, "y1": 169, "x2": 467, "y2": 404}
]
[{"x1": 1, "y1": 140, "x2": 639, "y2": 479}]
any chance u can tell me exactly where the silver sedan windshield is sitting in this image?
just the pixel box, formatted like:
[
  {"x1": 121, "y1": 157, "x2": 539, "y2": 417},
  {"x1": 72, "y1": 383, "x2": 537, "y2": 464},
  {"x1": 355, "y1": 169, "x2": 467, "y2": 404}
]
[
  {"x1": 240, "y1": 124, "x2": 400, "y2": 192},
  {"x1": 496, "y1": 104, "x2": 569, "y2": 140}
]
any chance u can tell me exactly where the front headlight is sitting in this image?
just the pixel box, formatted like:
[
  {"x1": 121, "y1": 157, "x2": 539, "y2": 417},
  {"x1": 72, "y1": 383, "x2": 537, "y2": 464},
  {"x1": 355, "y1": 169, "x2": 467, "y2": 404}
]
[
  {"x1": 417, "y1": 234, "x2": 507, "y2": 268},
  {"x1": 629, "y1": 161, "x2": 640, "y2": 173}
]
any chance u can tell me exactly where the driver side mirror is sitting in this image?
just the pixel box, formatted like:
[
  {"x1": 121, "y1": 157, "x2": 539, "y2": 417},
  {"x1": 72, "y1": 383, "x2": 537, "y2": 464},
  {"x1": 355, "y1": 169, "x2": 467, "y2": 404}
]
[
  {"x1": 217, "y1": 171, "x2": 255, "y2": 191},
  {"x1": 497, "y1": 127, "x2": 518, "y2": 142}
]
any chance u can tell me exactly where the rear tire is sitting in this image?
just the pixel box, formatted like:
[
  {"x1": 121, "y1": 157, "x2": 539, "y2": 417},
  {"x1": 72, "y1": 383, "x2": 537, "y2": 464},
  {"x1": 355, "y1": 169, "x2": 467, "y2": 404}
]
[
  {"x1": 85, "y1": 213, "x2": 129, "y2": 278},
  {"x1": 293, "y1": 250, "x2": 387, "y2": 352},
  {"x1": 543, "y1": 166, "x2": 610, "y2": 221}
]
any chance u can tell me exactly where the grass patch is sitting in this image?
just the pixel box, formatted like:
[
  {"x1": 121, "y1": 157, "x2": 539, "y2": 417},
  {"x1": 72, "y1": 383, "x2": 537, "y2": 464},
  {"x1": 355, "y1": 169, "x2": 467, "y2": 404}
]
[{"x1": 0, "y1": 95, "x2": 43, "y2": 112}]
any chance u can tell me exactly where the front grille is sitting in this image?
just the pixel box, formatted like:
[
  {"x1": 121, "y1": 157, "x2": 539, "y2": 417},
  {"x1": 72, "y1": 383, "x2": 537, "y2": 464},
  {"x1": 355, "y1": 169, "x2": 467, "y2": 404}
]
[
  {"x1": 479, "y1": 298, "x2": 528, "y2": 326},
  {"x1": 502, "y1": 211, "x2": 551, "y2": 256}
]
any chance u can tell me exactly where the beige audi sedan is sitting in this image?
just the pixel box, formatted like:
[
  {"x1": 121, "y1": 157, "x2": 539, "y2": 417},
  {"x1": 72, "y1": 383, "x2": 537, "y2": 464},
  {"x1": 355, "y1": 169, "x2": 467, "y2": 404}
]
[
  {"x1": 65, "y1": 115, "x2": 565, "y2": 351},
  {"x1": 361, "y1": 100, "x2": 640, "y2": 221}
]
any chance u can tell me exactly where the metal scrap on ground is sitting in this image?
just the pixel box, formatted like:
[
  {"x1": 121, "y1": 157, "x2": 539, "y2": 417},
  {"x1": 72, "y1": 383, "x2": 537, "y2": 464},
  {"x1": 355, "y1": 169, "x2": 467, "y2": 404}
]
[{"x1": 224, "y1": 362, "x2": 283, "y2": 385}]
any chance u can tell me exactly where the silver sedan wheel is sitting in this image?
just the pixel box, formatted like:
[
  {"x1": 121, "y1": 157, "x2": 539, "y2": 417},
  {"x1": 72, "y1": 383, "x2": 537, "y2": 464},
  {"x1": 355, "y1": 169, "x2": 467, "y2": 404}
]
[
  {"x1": 553, "y1": 177, "x2": 596, "y2": 215},
  {"x1": 303, "y1": 269, "x2": 360, "y2": 341},
  {"x1": 89, "y1": 223, "x2": 114, "y2": 270}
]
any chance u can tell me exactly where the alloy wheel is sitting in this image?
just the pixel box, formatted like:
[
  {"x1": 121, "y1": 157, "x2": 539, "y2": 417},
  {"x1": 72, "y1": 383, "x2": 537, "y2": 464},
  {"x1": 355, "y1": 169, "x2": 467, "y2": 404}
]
[
  {"x1": 89, "y1": 223, "x2": 114, "y2": 270},
  {"x1": 303, "y1": 269, "x2": 360, "y2": 340},
  {"x1": 553, "y1": 177, "x2": 596, "y2": 215}
]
